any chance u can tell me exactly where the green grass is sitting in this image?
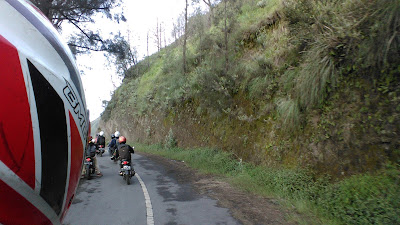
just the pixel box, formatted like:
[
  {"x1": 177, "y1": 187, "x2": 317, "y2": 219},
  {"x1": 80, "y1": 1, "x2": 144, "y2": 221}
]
[
  {"x1": 276, "y1": 97, "x2": 300, "y2": 130},
  {"x1": 134, "y1": 143, "x2": 400, "y2": 225},
  {"x1": 237, "y1": 0, "x2": 281, "y2": 27},
  {"x1": 136, "y1": 64, "x2": 162, "y2": 99}
]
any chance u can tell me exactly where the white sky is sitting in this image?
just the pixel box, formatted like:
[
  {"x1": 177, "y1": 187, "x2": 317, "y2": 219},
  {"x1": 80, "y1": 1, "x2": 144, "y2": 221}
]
[{"x1": 61, "y1": 0, "x2": 201, "y2": 121}]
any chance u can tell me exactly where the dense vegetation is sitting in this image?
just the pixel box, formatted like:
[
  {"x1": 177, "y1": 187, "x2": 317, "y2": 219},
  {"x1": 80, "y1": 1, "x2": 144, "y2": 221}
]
[
  {"x1": 136, "y1": 144, "x2": 400, "y2": 224},
  {"x1": 100, "y1": 0, "x2": 399, "y2": 223}
]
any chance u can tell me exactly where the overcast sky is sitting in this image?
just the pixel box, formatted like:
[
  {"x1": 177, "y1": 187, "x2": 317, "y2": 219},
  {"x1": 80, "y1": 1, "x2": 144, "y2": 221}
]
[{"x1": 62, "y1": 0, "x2": 199, "y2": 121}]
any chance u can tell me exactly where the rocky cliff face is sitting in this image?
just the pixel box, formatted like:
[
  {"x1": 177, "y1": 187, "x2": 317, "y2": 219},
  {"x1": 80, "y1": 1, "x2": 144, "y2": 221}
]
[{"x1": 100, "y1": 74, "x2": 400, "y2": 178}]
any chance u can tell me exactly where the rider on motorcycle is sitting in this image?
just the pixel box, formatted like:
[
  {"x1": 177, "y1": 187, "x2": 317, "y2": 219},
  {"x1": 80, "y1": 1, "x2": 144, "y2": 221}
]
[
  {"x1": 114, "y1": 131, "x2": 120, "y2": 145},
  {"x1": 115, "y1": 136, "x2": 134, "y2": 176},
  {"x1": 81, "y1": 138, "x2": 102, "y2": 177},
  {"x1": 96, "y1": 131, "x2": 106, "y2": 149},
  {"x1": 108, "y1": 134, "x2": 117, "y2": 157},
  {"x1": 111, "y1": 131, "x2": 121, "y2": 160}
]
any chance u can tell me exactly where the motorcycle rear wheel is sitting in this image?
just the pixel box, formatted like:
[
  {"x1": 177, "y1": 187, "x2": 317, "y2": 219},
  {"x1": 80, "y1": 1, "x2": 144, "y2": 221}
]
[
  {"x1": 125, "y1": 172, "x2": 131, "y2": 185},
  {"x1": 85, "y1": 164, "x2": 91, "y2": 179}
]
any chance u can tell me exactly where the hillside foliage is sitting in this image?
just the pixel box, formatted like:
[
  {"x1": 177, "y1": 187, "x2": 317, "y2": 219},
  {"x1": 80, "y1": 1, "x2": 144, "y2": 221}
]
[
  {"x1": 103, "y1": 0, "x2": 399, "y2": 172},
  {"x1": 101, "y1": 0, "x2": 399, "y2": 222}
]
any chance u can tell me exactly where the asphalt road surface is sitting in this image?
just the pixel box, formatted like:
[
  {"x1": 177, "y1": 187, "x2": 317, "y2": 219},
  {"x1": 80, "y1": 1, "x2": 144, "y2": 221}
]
[{"x1": 63, "y1": 149, "x2": 241, "y2": 225}]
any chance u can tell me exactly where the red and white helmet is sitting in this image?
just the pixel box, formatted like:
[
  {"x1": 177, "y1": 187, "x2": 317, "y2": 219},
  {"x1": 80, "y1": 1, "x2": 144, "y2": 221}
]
[
  {"x1": 118, "y1": 136, "x2": 127, "y2": 143},
  {"x1": 0, "y1": 0, "x2": 89, "y2": 224}
]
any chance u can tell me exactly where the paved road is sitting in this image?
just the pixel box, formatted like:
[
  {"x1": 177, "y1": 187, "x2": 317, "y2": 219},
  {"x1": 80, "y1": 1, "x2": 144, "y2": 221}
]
[{"x1": 63, "y1": 150, "x2": 240, "y2": 225}]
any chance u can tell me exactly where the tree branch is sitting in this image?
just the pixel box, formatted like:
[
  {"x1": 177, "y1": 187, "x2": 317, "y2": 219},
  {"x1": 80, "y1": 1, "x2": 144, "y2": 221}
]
[
  {"x1": 202, "y1": 0, "x2": 211, "y2": 7},
  {"x1": 68, "y1": 43, "x2": 104, "y2": 52}
]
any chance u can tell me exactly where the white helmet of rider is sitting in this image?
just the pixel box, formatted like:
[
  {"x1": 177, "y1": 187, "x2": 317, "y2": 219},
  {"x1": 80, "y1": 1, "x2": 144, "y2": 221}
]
[
  {"x1": 114, "y1": 131, "x2": 120, "y2": 138},
  {"x1": 99, "y1": 131, "x2": 104, "y2": 136}
]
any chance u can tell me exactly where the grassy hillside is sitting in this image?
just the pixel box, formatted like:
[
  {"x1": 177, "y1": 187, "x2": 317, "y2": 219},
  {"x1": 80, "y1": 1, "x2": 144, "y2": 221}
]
[
  {"x1": 99, "y1": 0, "x2": 400, "y2": 222},
  {"x1": 102, "y1": 0, "x2": 399, "y2": 175}
]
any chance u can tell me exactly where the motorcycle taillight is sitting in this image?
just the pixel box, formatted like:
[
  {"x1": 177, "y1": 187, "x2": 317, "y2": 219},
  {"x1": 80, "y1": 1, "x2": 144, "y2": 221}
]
[
  {"x1": 123, "y1": 161, "x2": 128, "y2": 165},
  {"x1": 86, "y1": 158, "x2": 91, "y2": 162}
]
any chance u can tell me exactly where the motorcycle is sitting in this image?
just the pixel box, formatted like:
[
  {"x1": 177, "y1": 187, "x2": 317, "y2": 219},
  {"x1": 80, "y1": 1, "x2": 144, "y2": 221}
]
[
  {"x1": 108, "y1": 147, "x2": 114, "y2": 157},
  {"x1": 96, "y1": 145, "x2": 105, "y2": 157},
  {"x1": 110, "y1": 148, "x2": 118, "y2": 163},
  {"x1": 121, "y1": 160, "x2": 135, "y2": 185},
  {"x1": 84, "y1": 156, "x2": 95, "y2": 179}
]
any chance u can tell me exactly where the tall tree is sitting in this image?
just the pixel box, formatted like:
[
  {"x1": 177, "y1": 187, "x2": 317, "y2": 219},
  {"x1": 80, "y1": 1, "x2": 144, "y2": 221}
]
[
  {"x1": 203, "y1": 0, "x2": 215, "y2": 25},
  {"x1": 172, "y1": 15, "x2": 185, "y2": 42},
  {"x1": 147, "y1": 30, "x2": 150, "y2": 69},
  {"x1": 31, "y1": 0, "x2": 126, "y2": 53},
  {"x1": 224, "y1": 0, "x2": 228, "y2": 73},
  {"x1": 154, "y1": 18, "x2": 161, "y2": 52},
  {"x1": 193, "y1": 0, "x2": 219, "y2": 26},
  {"x1": 106, "y1": 32, "x2": 137, "y2": 76},
  {"x1": 183, "y1": 0, "x2": 189, "y2": 74},
  {"x1": 189, "y1": 7, "x2": 207, "y2": 63},
  {"x1": 164, "y1": 27, "x2": 167, "y2": 48},
  {"x1": 159, "y1": 22, "x2": 163, "y2": 50}
]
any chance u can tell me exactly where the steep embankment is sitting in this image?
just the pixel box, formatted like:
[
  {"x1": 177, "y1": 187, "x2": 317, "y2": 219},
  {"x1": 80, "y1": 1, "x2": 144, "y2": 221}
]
[
  {"x1": 100, "y1": 0, "x2": 400, "y2": 178},
  {"x1": 90, "y1": 117, "x2": 101, "y2": 137}
]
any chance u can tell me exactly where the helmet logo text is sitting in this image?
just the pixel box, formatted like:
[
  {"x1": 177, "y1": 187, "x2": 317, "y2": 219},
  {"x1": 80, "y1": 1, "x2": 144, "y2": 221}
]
[{"x1": 63, "y1": 80, "x2": 87, "y2": 134}]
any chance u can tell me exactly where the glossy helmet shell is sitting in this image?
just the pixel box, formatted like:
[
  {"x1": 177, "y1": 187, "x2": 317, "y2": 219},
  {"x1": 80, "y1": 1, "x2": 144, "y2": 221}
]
[
  {"x1": 119, "y1": 136, "x2": 127, "y2": 143},
  {"x1": 0, "y1": 0, "x2": 89, "y2": 224}
]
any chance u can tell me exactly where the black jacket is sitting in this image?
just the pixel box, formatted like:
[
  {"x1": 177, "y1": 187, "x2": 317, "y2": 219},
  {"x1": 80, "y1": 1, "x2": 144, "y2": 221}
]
[
  {"x1": 116, "y1": 143, "x2": 134, "y2": 160},
  {"x1": 86, "y1": 143, "x2": 96, "y2": 157},
  {"x1": 97, "y1": 135, "x2": 105, "y2": 145}
]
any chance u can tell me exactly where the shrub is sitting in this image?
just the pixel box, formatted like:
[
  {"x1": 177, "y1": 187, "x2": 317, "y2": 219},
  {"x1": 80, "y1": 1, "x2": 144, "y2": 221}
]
[
  {"x1": 189, "y1": 61, "x2": 233, "y2": 114},
  {"x1": 276, "y1": 97, "x2": 301, "y2": 130},
  {"x1": 285, "y1": 0, "x2": 400, "y2": 110},
  {"x1": 317, "y1": 169, "x2": 400, "y2": 224},
  {"x1": 164, "y1": 128, "x2": 177, "y2": 149}
]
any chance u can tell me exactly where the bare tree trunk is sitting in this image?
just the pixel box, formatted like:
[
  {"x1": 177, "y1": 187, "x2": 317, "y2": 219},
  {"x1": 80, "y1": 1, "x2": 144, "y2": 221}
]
[
  {"x1": 224, "y1": 0, "x2": 228, "y2": 73},
  {"x1": 159, "y1": 22, "x2": 161, "y2": 49},
  {"x1": 199, "y1": 31, "x2": 203, "y2": 65},
  {"x1": 183, "y1": 0, "x2": 188, "y2": 74},
  {"x1": 172, "y1": 22, "x2": 178, "y2": 42},
  {"x1": 164, "y1": 28, "x2": 167, "y2": 48},
  {"x1": 147, "y1": 31, "x2": 150, "y2": 69},
  {"x1": 155, "y1": 18, "x2": 161, "y2": 52},
  {"x1": 202, "y1": 0, "x2": 214, "y2": 26}
]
